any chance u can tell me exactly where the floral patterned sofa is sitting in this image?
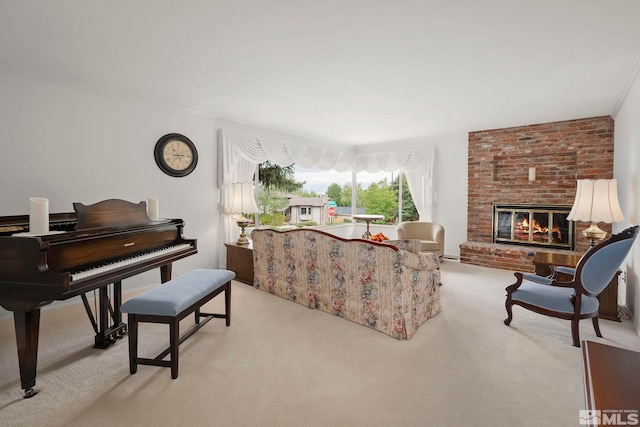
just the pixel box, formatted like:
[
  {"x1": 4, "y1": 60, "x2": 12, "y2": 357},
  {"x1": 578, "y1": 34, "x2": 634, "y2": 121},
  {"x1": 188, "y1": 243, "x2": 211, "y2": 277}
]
[{"x1": 251, "y1": 228, "x2": 442, "y2": 339}]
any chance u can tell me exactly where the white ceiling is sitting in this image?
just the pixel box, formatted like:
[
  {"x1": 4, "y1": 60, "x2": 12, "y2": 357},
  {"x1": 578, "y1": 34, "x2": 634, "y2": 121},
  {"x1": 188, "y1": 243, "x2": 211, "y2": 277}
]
[{"x1": 1, "y1": 1, "x2": 639, "y2": 145}]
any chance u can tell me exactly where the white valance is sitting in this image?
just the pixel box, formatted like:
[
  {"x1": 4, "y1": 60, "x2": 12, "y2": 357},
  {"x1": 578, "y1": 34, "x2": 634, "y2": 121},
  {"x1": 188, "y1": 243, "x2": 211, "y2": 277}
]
[{"x1": 218, "y1": 128, "x2": 435, "y2": 187}]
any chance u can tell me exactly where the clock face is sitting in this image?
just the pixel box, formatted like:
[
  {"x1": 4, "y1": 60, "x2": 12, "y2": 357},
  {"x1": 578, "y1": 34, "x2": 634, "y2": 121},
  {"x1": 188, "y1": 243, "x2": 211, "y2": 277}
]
[
  {"x1": 154, "y1": 134, "x2": 198, "y2": 177},
  {"x1": 163, "y1": 140, "x2": 193, "y2": 171}
]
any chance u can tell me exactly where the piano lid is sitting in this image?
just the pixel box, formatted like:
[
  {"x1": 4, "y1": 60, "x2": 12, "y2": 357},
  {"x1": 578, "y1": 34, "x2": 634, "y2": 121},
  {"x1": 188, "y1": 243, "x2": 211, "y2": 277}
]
[
  {"x1": 0, "y1": 212, "x2": 76, "y2": 236},
  {"x1": 0, "y1": 199, "x2": 156, "y2": 237}
]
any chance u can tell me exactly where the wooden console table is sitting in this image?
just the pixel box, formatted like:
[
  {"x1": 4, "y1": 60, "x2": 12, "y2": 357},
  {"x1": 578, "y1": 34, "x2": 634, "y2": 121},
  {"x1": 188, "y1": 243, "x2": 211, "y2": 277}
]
[
  {"x1": 531, "y1": 252, "x2": 620, "y2": 321},
  {"x1": 582, "y1": 340, "x2": 640, "y2": 426},
  {"x1": 225, "y1": 241, "x2": 254, "y2": 285}
]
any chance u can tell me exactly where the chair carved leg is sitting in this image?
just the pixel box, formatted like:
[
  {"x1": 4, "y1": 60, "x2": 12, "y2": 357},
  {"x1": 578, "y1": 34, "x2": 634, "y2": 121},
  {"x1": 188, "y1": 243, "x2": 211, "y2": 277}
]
[
  {"x1": 592, "y1": 317, "x2": 602, "y2": 338},
  {"x1": 504, "y1": 300, "x2": 513, "y2": 326},
  {"x1": 571, "y1": 319, "x2": 580, "y2": 347}
]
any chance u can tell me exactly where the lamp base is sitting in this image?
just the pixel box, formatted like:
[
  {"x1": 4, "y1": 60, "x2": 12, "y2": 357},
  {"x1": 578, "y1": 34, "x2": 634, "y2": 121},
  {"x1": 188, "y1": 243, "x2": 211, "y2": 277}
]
[
  {"x1": 236, "y1": 219, "x2": 250, "y2": 245},
  {"x1": 582, "y1": 223, "x2": 607, "y2": 247}
]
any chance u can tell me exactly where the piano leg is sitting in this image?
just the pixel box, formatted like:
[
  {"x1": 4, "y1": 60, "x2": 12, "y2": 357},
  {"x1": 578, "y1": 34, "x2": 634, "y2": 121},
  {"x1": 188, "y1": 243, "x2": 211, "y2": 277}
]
[
  {"x1": 161, "y1": 264, "x2": 172, "y2": 283},
  {"x1": 13, "y1": 309, "x2": 41, "y2": 398}
]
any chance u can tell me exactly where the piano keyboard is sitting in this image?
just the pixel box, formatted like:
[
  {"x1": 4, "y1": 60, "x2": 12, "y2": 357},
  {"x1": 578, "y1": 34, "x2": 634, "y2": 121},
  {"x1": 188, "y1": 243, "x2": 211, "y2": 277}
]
[{"x1": 70, "y1": 243, "x2": 193, "y2": 281}]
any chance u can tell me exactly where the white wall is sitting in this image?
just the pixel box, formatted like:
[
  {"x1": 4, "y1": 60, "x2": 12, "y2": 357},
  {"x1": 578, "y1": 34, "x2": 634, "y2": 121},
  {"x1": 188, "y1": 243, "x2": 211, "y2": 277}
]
[
  {"x1": 431, "y1": 134, "x2": 468, "y2": 258},
  {"x1": 0, "y1": 71, "x2": 222, "y2": 315},
  {"x1": 613, "y1": 66, "x2": 640, "y2": 337}
]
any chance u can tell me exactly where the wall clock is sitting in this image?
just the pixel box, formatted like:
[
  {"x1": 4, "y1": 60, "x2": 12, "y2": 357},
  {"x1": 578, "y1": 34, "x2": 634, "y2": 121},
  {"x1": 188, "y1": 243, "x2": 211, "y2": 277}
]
[{"x1": 154, "y1": 133, "x2": 198, "y2": 177}]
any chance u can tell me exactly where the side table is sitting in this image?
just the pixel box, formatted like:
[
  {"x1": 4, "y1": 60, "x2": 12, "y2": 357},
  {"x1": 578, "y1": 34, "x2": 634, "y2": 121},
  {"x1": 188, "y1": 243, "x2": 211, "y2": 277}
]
[
  {"x1": 531, "y1": 252, "x2": 620, "y2": 321},
  {"x1": 353, "y1": 214, "x2": 385, "y2": 239},
  {"x1": 225, "y1": 241, "x2": 254, "y2": 285}
]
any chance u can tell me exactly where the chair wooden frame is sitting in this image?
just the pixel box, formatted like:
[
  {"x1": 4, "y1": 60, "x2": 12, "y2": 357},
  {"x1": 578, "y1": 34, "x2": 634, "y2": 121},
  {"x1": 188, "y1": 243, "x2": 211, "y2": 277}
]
[{"x1": 504, "y1": 226, "x2": 639, "y2": 347}]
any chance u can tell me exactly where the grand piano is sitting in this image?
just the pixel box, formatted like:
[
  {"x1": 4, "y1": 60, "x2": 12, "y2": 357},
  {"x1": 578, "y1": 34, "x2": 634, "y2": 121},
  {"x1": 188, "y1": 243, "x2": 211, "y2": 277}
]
[{"x1": 0, "y1": 199, "x2": 197, "y2": 398}]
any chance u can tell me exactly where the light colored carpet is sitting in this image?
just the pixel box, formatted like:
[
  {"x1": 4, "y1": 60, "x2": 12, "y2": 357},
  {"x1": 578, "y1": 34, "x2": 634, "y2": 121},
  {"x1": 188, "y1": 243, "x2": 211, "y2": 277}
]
[{"x1": 1, "y1": 261, "x2": 639, "y2": 427}]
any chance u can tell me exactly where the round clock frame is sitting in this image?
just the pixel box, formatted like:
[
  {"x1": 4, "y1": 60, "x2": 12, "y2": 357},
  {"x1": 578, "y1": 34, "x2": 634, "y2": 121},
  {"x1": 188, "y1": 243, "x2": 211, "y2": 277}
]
[{"x1": 154, "y1": 133, "x2": 198, "y2": 177}]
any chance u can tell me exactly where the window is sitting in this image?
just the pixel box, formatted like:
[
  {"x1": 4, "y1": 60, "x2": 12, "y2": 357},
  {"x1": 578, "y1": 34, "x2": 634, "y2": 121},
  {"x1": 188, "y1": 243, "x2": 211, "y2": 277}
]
[
  {"x1": 293, "y1": 166, "x2": 416, "y2": 223},
  {"x1": 296, "y1": 167, "x2": 354, "y2": 225}
]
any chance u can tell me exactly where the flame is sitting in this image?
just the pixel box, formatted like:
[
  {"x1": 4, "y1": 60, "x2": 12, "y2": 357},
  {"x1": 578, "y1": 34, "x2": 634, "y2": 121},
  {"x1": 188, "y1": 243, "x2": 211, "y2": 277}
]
[{"x1": 515, "y1": 216, "x2": 562, "y2": 241}]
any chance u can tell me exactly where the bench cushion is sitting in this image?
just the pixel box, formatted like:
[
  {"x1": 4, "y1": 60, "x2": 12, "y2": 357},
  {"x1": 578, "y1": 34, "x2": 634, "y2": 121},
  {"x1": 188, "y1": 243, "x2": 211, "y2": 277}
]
[{"x1": 121, "y1": 269, "x2": 235, "y2": 317}]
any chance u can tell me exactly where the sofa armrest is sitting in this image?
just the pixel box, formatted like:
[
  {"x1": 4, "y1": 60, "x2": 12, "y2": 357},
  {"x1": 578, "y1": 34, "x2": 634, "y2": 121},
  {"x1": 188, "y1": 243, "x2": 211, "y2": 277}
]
[
  {"x1": 382, "y1": 239, "x2": 421, "y2": 254},
  {"x1": 399, "y1": 250, "x2": 440, "y2": 271}
]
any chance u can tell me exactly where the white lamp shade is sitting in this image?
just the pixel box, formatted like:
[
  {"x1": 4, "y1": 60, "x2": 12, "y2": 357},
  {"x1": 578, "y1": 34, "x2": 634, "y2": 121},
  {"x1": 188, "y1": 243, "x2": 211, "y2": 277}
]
[
  {"x1": 229, "y1": 182, "x2": 259, "y2": 216},
  {"x1": 567, "y1": 179, "x2": 624, "y2": 223}
]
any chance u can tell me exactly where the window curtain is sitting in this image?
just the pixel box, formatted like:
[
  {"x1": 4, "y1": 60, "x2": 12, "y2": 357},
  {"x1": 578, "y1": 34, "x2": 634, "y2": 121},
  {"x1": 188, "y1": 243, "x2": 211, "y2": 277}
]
[
  {"x1": 217, "y1": 128, "x2": 436, "y2": 263},
  {"x1": 217, "y1": 130, "x2": 259, "y2": 267},
  {"x1": 405, "y1": 165, "x2": 434, "y2": 222}
]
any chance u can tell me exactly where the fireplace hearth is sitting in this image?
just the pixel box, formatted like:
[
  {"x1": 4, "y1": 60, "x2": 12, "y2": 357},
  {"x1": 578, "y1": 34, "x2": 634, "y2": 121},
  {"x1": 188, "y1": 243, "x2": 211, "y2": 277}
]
[{"x1": 493, "y1": 204, "x2": 575, "y2": 250}]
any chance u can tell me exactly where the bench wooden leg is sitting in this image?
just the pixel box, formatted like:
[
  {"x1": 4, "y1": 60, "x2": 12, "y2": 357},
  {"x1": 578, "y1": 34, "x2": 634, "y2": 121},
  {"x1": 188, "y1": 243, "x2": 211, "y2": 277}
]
[
  {"x1": 170, "y1": 318, "x2": 179, "y2": 379},
  {"x1": 127, "y1": 314, "x2": 138, "y2": 375},
  {"x1": 225, "y1": 283, "x2": 231, "y2": 327}
]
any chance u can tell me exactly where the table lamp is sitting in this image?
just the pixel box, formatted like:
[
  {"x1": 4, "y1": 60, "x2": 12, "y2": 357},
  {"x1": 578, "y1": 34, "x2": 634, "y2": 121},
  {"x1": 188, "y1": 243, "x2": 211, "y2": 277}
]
[
  {"x1": 229, "y1": 182, "x2": 259, "y2": 245},
  {"x1": 567, "y1": 179, "x2": 624, "y2": 247}
]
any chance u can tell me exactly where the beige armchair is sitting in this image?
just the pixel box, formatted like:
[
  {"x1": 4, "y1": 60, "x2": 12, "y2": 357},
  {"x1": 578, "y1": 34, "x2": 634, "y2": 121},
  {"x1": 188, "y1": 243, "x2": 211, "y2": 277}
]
[{"x1": 396, "y1": 221, "x2": 445, "y2": 258}]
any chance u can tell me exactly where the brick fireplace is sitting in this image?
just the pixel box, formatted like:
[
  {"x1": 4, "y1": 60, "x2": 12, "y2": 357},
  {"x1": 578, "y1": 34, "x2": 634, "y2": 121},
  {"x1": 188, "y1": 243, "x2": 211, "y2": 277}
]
[{"x1": 459, "y1": 116, "x2": 614, "y2": 272}]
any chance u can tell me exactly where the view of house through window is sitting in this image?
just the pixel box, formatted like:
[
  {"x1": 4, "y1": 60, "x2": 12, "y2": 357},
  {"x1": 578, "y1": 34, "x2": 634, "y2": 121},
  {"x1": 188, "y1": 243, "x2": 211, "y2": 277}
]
[{"x1": 254, "y1": 162, "x2": 418, "y2": 227}]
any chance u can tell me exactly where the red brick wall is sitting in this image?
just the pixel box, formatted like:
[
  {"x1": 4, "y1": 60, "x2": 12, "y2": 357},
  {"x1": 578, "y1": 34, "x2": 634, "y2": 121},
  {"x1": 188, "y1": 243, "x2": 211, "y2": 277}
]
[{"x1": 460, "y1": 116, "x2": 614, "y2": 271}]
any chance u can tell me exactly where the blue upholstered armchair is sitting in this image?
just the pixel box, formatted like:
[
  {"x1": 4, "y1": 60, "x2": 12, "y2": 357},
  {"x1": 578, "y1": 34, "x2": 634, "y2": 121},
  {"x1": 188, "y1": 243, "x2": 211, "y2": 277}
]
[{"x1": 504, "y1": 226, "x2": 639, "y2": 347}]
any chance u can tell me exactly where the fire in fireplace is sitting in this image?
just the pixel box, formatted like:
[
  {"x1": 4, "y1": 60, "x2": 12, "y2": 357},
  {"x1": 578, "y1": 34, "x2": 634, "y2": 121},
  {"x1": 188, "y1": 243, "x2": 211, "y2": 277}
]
[{"x1": 493, "y1": 204, "x2": 575, "y2": 250}]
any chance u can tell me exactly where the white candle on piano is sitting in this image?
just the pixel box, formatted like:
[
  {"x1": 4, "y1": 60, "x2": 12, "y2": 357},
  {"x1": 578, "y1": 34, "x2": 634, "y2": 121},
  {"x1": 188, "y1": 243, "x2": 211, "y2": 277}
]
[
  {"x1": 29, "y1": 197, "x2": 49, "y2": 235},
  {"x1": 148, "y1": 197, "x2": 159, "y2": 220}
]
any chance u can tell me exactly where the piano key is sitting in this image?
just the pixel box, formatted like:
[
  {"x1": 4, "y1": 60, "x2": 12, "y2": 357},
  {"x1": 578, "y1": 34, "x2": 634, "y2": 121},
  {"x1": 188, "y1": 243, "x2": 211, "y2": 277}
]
[{"x1": 70, "y1": 243, "x2": 192, "y2": 281}]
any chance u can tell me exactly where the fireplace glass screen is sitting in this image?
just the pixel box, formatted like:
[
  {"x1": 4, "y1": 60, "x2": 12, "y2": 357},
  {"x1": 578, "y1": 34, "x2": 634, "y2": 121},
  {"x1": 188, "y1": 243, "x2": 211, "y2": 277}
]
[{"x1": 493, "y1": 204, "x2": 574, "y2": 250}]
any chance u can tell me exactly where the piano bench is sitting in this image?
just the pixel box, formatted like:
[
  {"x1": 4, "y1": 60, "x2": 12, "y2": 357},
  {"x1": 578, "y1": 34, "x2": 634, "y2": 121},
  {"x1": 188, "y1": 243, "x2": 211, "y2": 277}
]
[{"x1": 120, "y1": 269, "x2": 235, "y2": 379}]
